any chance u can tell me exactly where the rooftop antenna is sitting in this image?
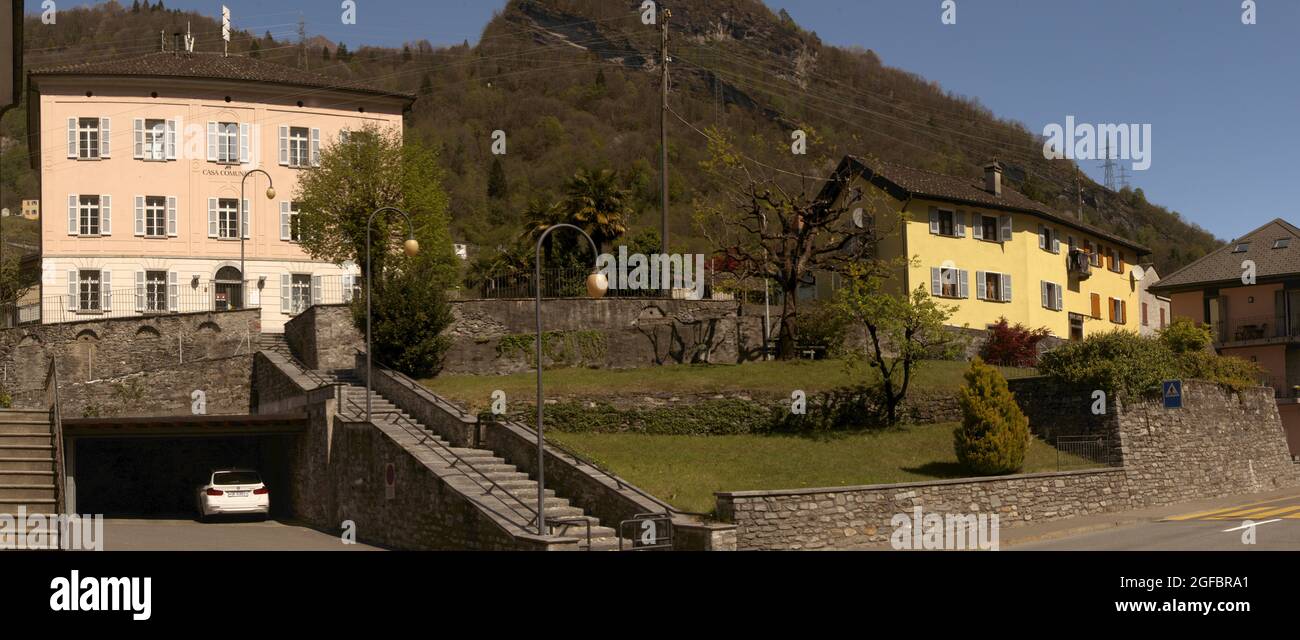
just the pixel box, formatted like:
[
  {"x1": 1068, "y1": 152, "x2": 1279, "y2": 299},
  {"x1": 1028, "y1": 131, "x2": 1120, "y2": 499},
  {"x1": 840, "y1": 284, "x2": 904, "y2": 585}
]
[
  {"x1": 184, "y1": 22, "x2": 195, "y2": 54},
  {"x1": 222, "y1": 5, "x2": 231, "y2": 57}
]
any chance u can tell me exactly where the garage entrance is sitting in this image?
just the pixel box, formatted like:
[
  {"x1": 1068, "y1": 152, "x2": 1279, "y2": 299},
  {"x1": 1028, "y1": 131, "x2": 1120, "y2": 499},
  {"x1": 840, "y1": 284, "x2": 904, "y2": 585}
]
[{"x1": 64, "y1": 414, "x2": 307, "y2": 518}]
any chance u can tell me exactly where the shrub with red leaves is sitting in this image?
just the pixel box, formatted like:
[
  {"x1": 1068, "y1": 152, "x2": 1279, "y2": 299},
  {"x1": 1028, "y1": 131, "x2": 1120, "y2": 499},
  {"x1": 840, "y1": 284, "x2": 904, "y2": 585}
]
[{"x1": 980, "y1": 317, "x2": 1052, "y2": 367}]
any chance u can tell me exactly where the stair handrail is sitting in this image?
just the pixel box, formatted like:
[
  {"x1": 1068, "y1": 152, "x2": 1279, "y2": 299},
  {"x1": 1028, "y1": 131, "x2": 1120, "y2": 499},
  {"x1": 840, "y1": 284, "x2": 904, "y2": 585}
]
[
  {"x1": 44, "y1": 357, "x2": 67, "y2": 519},
  {"x1": 340, "y1": 395, "x2": 546, "y2": 535}
]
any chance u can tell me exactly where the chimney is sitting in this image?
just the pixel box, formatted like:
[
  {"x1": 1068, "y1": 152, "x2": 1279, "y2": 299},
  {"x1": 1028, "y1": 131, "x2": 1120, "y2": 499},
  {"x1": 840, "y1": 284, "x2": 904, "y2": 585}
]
[
  {"x1": 984, "y1": 160, "x2": 1003, "y2": 197},
  {"x1": 172, "y1": 32, "x2": 185, "y2": 55}
]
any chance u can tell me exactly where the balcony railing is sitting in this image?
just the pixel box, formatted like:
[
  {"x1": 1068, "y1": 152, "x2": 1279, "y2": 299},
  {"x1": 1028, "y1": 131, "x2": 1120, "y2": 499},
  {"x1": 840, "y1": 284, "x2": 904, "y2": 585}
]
[
  {"x1": 457, "y1": 267, "x2": 722, "y2": 300},
  {"x1": 1211, "y1": 314, "x2": 1300, "y2": 344}
]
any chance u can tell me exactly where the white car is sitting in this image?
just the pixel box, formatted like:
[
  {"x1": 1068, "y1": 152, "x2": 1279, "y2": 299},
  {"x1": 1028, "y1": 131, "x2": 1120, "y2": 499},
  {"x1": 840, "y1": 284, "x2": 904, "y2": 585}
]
[{"x1": 196, "y1": 469, "x2": 270, "y2": 520}]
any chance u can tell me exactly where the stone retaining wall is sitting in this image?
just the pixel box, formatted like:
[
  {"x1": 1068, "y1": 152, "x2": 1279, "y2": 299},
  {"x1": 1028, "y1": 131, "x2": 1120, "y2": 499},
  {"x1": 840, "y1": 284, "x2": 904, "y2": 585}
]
[
  {"x1": 717, "y1": 379, "x2": 1300, "y2": 550},
  {"x1": 55, "y1": 354, "x2": 253, "y2": 419},
  {"x1": 283, "y1": 304, "x2": 361, "y2": 371}
]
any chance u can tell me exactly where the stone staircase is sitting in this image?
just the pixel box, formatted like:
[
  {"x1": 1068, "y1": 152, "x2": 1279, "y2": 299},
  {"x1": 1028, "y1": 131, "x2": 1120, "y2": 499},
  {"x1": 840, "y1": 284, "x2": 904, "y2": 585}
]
[
  {"x1": 335, "y1": 382, "x2": 632, "y2": 550},
  {"x1": 0, "y1": 409, "x2": 59, "y2": 547}
]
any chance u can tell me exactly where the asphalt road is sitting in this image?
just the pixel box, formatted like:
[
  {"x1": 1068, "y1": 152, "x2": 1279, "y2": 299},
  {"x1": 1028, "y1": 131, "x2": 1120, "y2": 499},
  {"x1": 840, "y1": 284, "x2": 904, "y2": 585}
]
[
  {"x1": 1013, "y1": 494, "x2": 1300, "y2": 550},
  {"x1": 94, "y1": 517, "x2": 383, "y2": 551}
]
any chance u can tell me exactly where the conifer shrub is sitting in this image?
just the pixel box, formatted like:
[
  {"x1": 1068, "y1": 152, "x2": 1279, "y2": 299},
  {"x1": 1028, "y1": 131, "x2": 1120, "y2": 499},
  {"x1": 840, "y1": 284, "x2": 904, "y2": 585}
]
[{"x1": 954, "y1": 358, "x2": 1030, "y2": 475}]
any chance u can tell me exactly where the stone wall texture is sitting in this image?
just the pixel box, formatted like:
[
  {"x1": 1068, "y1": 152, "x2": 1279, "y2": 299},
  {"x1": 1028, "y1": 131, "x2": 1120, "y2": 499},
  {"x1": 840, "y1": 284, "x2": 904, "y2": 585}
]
[
  {"x1": 1, "y1": 309, "x2": 260, "y2": 408},
  {"x1": 717, "y1": 380, "x2": 1300, "y2": 550},
  {"x1": 59, "y1": 354, "x2": 253, "y2": 419},
  {"x1": 283, "y1": 304, "x2": 362, "y2": 371},
  {"x1": 443, "y1": 298, "x2": 765, "y2": 374}
]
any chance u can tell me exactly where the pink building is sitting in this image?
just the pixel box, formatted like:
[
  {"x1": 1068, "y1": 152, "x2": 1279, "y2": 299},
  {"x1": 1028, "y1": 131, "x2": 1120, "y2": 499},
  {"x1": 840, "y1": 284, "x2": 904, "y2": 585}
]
[{"x1": 26, "y1": 48, "x2": 414, "y2": 331}]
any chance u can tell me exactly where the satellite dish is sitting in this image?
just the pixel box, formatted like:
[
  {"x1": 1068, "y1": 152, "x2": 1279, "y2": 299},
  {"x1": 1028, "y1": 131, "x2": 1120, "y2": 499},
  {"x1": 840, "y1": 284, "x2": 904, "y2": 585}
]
[
  {"x1": 1131, "y1": 266, "x2": 1145, "y2": 281},
  {"x1": 852, "y1": 207, "x2": 865, "y2": 229}
]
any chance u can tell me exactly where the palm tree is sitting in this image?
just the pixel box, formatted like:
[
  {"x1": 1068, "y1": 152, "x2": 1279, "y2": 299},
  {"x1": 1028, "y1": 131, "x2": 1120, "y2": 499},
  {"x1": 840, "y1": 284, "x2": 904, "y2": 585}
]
[
  {"x1": 520, "y1": 196, "x2": 568, "y2": 265},
  {"x1": 563, "y1": 168, "x2": 631, "y2": 252}
]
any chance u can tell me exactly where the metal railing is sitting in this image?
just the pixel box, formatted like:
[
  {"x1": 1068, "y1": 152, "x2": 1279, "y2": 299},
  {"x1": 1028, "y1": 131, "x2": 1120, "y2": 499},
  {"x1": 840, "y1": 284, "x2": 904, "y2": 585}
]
[
  {"x1": 1055, "y1": 435, "x2": 1116, "y2": 471},
  {"x1": 340, "y1": 393, "x2": 544, "y2": 535},
  {"x1": 459, "y1": 267, "x2": 723, "y2": 300},
  {"x1": 44, "y1": 358, "x2": 68, "y2": 522},
  {"x1": 1211, "y1": 314, "x2": 1300, "y2": 343},
  {"x1": 1258, "y1": 376, "x2": 1300, "y2": 400}
]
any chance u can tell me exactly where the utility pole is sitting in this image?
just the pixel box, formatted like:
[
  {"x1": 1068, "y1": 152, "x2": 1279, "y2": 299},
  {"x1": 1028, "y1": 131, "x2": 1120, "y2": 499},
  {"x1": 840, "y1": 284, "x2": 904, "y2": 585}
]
[
  {"x1": 1075, "y1": 165, "x2": 1083, "y2": 220},
  {"x1": 659, "y1": 8, "x2": 671, "y2": 256}
]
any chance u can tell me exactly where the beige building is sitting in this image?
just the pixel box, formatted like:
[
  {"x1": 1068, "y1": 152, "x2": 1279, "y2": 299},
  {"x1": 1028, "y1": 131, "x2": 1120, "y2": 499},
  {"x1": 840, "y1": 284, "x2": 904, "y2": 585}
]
[
  {"x1": 1135, "y1": 263, "x2": 1171, "y2": 336},
  {"x1": 20, "y1": 199, "x2": 39, "y2": 220},
  {"x1": 26, "y1": 49, "x2": 413, "y2": 331}
]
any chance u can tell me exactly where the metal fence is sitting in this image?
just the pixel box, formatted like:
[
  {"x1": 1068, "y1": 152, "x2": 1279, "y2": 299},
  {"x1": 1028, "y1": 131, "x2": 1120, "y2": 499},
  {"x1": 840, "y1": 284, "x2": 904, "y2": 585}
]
[
  {"x1": 458, "y1": 267, "x2": 729, "y2": 300},
  {"x1": 1055, "y1": 434, "x2": 1117, "y2": 470},
  {"x1": 4, "y1": 274, "x2": 361, "y2": 326}
]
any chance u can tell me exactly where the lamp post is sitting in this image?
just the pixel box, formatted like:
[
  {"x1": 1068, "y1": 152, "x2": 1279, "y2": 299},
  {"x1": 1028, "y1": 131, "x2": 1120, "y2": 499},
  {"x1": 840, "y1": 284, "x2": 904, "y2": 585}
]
[
  {"x1": 533, "y1": 224, "x2": 607, "y2": 536},
  {"x1": 365, "y1": 207, "x2": 420, "y2": 423},
  {"x1": 239, "y1": 169, "x2": 275, "y2": 308}
]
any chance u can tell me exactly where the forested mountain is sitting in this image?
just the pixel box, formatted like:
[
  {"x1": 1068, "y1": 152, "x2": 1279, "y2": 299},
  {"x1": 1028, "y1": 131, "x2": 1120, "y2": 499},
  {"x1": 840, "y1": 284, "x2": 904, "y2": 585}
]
[{"x1": 1, "y1": 0, "x2": 1221, "y2": 275}]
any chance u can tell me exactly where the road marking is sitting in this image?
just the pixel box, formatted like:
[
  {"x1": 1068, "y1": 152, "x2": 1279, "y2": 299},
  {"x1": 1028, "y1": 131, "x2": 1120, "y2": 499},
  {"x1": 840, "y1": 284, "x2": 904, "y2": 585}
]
[
  {"x1": 1206, "y1": 506, "x2": 1291, "y2": 520},
  {"x1": 1245, "y1": 506, "x2": 1300, "y2": 518},
  {"x1": 1222, "y1": 519, "x2": 1282, "y2": 532},
  {"x1": 1163, "y1": 497, "x2": 1292, "y2": 521}
]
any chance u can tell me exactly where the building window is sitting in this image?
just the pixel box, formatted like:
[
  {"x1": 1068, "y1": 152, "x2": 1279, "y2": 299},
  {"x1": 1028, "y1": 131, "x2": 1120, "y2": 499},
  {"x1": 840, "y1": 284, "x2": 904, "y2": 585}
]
[
  {"x1": 145, "y1": 270, "x2": 168, "y2": 312},
  {"x1": 1069, "y1": 313, "x2": 1084, "y2": 341},
  {"x1": 1109, "y1": 297, "x2": 1127, "y2": 324},
  {"x1": 78, "y1": 270, "x2": 101, "y2": 312},
  {"x1": 217, "y1": 198, "x2": 240, "y2": 239},
  {"x1": 1274, "y1": 238, "x2": 1290, "y2": 249},
  {"x1": 143, "y1": 119, "x2": 167, "y2": 161},
  {"x1": 980, "y1": 215, "x2": 998, "y2": 241},
  {"x1": 1041, "y1": 281, "x2": 1063, "y2": 311},
  {"x1": 1039, "y1": 225, "x2": 1060, "y2": 253},
  {"x1": 290, "y1": 274, "x2": 312, "y2": 314},
  {"x1": 977, "y1": 271, "x2": 1011, "y2": 302},
  {"x1": 1232, "y1": 242, "x2": 1250, "y2": 253},
  {"x1": 1159, "y1": 308, "x2": 1167, "y2": 329},
  {"x1": 144, "y1": 196, "x2": 167, "y2": 238},
  {"x1": 289, "y1": 202, "x2": 302, "y2": 242},
  {"x1": 79, "y1": 195, "x2": 101, "y2": 236},
  {"x1": 288, "y1": 127, "x2": 310, "y2": 168},
  {"x1": 216, "y1": 122, "x2": 239, "y2": 164},
  {"x1": 77, "y1": 118, "x2": 101, "y2": 159},
  {"x1": 1142, "y1": 302, "x2": 1149, "y2": 326},
  {"x1": 931, "y1": 267, "x2": 966, "y2": 299}
]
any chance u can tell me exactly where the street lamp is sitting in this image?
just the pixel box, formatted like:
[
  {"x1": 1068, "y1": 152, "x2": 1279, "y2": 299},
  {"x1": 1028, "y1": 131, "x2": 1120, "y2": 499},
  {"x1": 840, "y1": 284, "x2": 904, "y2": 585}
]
[
  {"x1": 533, "y1": 224, "x2": 607, "y2": 536},
  {"x1": 240, "y1": 169, "x2": 276, "y2": 308},
  {"x1": 365, "y1": 207, "x2": 419, "y2": 423}
]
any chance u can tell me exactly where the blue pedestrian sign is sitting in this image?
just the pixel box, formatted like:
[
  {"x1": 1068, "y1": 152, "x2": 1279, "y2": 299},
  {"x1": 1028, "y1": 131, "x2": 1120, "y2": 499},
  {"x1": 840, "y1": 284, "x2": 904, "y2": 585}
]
[{"x1": 1162, "y1": 380, "x2": 1183, "y2": 409}]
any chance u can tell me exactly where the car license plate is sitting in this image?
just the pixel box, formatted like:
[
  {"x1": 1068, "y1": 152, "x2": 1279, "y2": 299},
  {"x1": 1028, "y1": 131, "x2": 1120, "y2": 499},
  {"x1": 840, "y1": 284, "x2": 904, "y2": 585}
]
[{"x1": 228, "y1": 491, "x2": 249, "y2": 497}]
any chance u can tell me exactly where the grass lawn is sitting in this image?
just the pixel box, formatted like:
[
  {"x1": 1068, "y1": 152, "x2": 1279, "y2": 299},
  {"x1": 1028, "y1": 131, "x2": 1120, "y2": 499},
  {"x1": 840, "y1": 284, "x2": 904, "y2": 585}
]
[
  {"x1": 548, "y1": 423, "x2": 1095, "y2": 514},
  {"x1": 424, "y1": 359, "x2": 1036, "y2": 411}
]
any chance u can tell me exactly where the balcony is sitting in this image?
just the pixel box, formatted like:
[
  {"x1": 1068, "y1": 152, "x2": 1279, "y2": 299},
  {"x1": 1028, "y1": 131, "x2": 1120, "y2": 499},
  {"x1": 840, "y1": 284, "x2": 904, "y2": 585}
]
[
  {"x1": 1211, "y1": 314, "x2": 1300, "y2": 345},
  {"x1": 1067, "y1": 249, "x2": 1092, "y2": 280},
  {"x1": 1258, "y1": 376, "x2": 1300, "y2": 403}
]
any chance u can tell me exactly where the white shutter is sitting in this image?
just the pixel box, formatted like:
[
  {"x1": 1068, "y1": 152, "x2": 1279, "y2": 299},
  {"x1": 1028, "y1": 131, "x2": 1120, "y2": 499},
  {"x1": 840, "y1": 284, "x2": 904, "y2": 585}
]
[
  {"x1": 207, "y1": 122, "x2": 218, "y2": 161},
  {"x1": 280, "y1": 274, "x2": 291, "y2": 313},
  {"x1": 239, "y1": 123, "x2": 250, "y2": 163},
  {"x1": 1038, "y1": 224, "x2": 1046, "y2": 250},
  {"x1": 67, "y1": 271, "x2": 78, "y2": 311},
  {"x1": 1001, "y1": 273, "x2": 1012, "y2": 303},
  {"x1": 100, "y1": 195, "x2": 112, "y2": 235},
  {"x1": 135, "y1": 271, "x2": 145, "y2": 312},
  {"x1": 955, "y1": 211, "x2": 965, "y2": 238},
  {"x1": 133, "y1": 119, "x2": 144, "y2": 159},
  {"x1": 1000, "y1": 216, "x2": 1012, "y2": 242},
  {"x1": 310, "y1": 128, "x2": 321, "y2": 166},
  {"x1": 134, "y1": 196, "x2": 145, "y2": 236},
  {"x1": 1052, "y1": 234, "x2": 1061, "y2": 254},
  {"x1": 167, "y1": 197, "x2": 178, "y2": 236},
  {"x1": 342, "y1": 274, "x2": 355, "y2": 302},
  {"x1": 68, "y1": 195, "x2": 78, "y2": 235},
  {"x1": 67, "y1": 118, "x2": 77, "y2": 158},
  {"x1": 278, "y1": 126, "x2": 289, "y2": 165},
  {"x1": 99, "y1": 118, "x2": 111, "y2": 157},
  {"x1": 975, "y1": 271, "x2": 986, "y2": 300},
  {"x1": 280, "y1": 202, "x2": 291, "y2": 240},
  {"x1": 242, "y1": 199, "x2": 250, "y2": 239},
  {"x1": 973, "y1": 215, "x2": 984, "y2": 240},
  {"x1": 1055, "y1": 285, "x2": 1063, "y2": 311},
  {"x1": 930, "y1": 267, "x2": 940, "y2": 296},
  {"x1": 166, "y1": 120, "x2": 178, "y2": 160},
  {"x1": 1041, "y1": 281, "x2": 1048, "y2": 309},
  {"x1": 339, "y1": 128, "x2": 351, "y2": 144},
  {"x1": 928, "y1": 207, "x2": 939, "y2": 235},
  {"x1": 101, "y1": 270, "x2": 112, "y2": 311},
  {"x1": 959, "y1": 270, "x2": 969, "y2": 299},
  {"x1": 208, "y1": 198, "x2": 218, "y2": 238},
  {"x1": 311, "y1": 275, "x2": 322, "y2": 306},
  {"x1": 168, "y1": 272, "x2": 179, "y2": 313}
]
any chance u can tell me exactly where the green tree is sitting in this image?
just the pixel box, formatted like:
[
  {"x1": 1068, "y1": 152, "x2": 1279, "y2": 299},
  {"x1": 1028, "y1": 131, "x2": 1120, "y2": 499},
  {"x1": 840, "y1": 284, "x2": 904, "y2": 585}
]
[
  {"x1": 487, "y1": 157, "x2": 508, "y2": 200},
  {"x1": 954, "y1": 358, "x2": 1030, "y2": 475},
  {"x1": 352, "y1": 254, "x2": 454, "y2": 378},
  {"x1": 563, "y1": 168, "x2": 631, "y2": 252},
  {"x1": 836, "y1": 263, "x2": 963, "y2": 425},
  {"x1": 519, "y1": 196, "x2": 568, "y2": 267},
  {"x1": 1158, "y1": 317, "x2": 1212, "y2": 354},
  {"x1": 293, "y1": 123, "x2": 455, "y2": 284}
]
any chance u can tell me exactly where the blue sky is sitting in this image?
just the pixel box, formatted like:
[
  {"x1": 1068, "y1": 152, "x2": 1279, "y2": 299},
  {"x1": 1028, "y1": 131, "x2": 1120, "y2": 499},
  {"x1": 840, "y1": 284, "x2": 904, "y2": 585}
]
[{"x1": 62, "y1": 1, "x2": 1300, "y2": 240}]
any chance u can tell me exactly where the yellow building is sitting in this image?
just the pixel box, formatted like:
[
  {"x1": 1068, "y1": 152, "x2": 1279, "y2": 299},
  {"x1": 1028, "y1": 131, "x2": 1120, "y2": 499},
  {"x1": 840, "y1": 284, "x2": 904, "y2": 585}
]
[
  {"x1": 821, "y1": 157, "x2": 1150, "y2": 339},
  {"x1": 20, "y1": 199, "x2": 39, "y2": 220}
]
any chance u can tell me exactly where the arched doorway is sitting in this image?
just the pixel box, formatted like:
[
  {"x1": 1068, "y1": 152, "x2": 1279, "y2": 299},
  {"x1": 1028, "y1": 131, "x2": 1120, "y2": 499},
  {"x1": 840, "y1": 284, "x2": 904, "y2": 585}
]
[{"x1": 214, "y1": 266, "x2": 243, "y2": 311}]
